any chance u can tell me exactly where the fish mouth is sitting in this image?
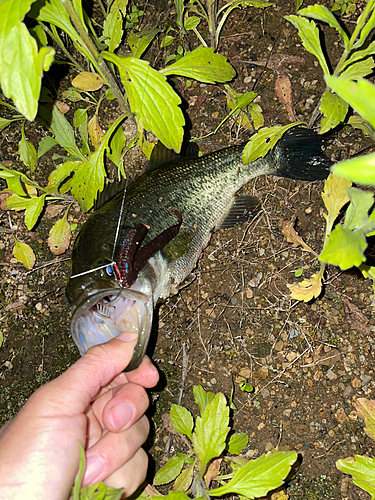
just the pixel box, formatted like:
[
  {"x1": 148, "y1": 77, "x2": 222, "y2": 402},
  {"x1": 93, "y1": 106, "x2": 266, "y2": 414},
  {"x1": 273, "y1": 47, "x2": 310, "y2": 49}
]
[{"x1": 70, "y1": 285, "x2": 153, "y2": 372}]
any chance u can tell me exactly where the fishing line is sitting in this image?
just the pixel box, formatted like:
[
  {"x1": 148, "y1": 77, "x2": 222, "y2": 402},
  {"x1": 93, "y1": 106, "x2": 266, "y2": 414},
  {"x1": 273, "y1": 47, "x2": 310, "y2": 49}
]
[{"x1": 70, "y1": 262, "x2": 116, "y2": 279}]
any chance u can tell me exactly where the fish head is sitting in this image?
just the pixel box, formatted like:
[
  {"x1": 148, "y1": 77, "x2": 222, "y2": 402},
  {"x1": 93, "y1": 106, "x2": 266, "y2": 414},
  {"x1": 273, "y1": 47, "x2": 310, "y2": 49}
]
[{"x1": 66, "y1": 257, "x2": 156, "y2": 372}]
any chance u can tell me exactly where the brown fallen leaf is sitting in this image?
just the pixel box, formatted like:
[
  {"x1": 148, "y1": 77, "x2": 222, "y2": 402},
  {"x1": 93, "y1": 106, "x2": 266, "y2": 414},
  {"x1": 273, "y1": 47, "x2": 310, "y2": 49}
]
[
  {"x1": 0, "y1": 192, "x2": 11, "y2": 209},
  {"x1": 71, "y1": 71, "x2": 105, "y2": 91},
  {"x1": 287, "y1": 266, "x2": 324, "y2": 302},
  {"x1": 55, "y1": 100, "x2": 70, "y2": 114},
  {"x1": 341, "y1": 296, "x2": 371, "y2": 335},
  {"x1": 275, "y1": 74, "x2": 296, "y2": 122},
  {"x1": 88, "y1": 113, "x2": 104, "y2": 149},
  {"x1": 44, "y1": 204, "x2": 66, "y2": 219},
  {"x1": 244, "y1": 53, "x2": 305, "y2": 75},
  {"x1": 282, "y1": 219, "x2": 318, "y2": 256}
]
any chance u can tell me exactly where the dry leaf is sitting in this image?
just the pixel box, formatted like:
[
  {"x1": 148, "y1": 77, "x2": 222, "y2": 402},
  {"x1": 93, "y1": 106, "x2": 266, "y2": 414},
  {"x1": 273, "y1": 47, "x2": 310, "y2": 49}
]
[
  {"x1": 72, "y1": 71, "x2": 105, "y2": 91},
  {"x1": 341, "y1": 296, "x2": 371, "y2": 335},
  {"x1": 287, "y1": 266, "x2": 324, "y2": 302},
  {"x1": 25, "y1": 184, "x2": 38, "y2": 197},
  {"x1": 282, "y1": 219, "x2": 317, "y2": 255},
  {"x1": 204, "y1": 458, "x2": 222, "y2": 488},
  {"x1": 44, "y1": 204, "x2": 65, "y2": 219},
  {"x1": 355, "y1": 398, "x2": 375, "y2": 441},
  {"x1": 245, "y1": 54, "x2": 305, "y2": 75},
  {"x1": 88, "y1": 114, "x2": 104, "y2": 149},
  {"x1": 55, "y1": 100, "x2": 70, "y2": 114},
  {"x1": 275, "y1": 74, "x2": 295, "y2": 122},
  {"x1": 322, "y1": 174, "x2": 351, "y2": 232}
]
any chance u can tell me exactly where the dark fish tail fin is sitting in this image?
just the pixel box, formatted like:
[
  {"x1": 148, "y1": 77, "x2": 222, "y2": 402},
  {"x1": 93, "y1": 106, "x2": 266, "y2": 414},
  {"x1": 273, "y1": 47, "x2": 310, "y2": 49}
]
[{"x1": 271, "y1": 127, "x2": 331, "y2": 181}]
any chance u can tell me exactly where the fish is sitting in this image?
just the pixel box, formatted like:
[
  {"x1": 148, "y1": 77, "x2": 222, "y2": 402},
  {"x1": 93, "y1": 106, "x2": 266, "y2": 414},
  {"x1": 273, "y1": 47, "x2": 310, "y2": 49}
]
[{"x1": 66, "y1": 127, "x2": 330, "y2": 371}]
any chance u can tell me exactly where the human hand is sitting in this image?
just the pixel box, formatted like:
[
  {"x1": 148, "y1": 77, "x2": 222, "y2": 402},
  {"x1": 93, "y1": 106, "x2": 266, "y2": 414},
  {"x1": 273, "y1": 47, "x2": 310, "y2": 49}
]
[{"x1": 0, "y1": 332, "x2": 159, "y2": 500}]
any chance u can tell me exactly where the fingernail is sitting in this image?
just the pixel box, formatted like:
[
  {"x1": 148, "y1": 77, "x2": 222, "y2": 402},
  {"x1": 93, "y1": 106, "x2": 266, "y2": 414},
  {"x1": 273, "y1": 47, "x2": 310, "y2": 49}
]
[
  {"x1": 109, "y1": 401, "x2": 135, "y2": 430},
  {"x1": 117, "y1": 331, "x2": 139, "y2": 342},
  {"x1": 82, "y1": 455, "x2": 104, "y2": 486}
]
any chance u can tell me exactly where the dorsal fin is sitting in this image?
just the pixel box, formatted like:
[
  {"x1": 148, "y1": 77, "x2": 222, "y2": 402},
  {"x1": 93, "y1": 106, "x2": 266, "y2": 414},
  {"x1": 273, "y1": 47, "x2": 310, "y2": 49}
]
[
  {"x1": 146, "y1": 141, "x2": 200, "y2": 173},
  {"x1": 94, "y1": 178, "x2": 130, "y2": 210},
  {"x1": 215, "y1": 194, "x2": 261, "y2": 230}
]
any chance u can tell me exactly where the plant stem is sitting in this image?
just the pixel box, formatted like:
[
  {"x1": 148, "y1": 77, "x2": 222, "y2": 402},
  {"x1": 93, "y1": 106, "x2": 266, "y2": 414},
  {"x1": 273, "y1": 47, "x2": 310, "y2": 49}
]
[{"x1": 43, "y1": 24, "x2": 85, "y2": 72}]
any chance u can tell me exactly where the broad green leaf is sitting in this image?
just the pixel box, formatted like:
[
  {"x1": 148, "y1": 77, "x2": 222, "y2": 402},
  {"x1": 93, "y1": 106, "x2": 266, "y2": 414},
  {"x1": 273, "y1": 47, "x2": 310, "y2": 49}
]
[
  {"x1": 38, "y1": 105, "x2": 85, "y2": 160},
  {"x1": 5, "y1": 175, "x2": 26, "y2": 196},
  {"x1": 47, "y1": 160, "x2": 81, "y2": 190},
  {"x1": 192, "y1": 393, "x2": 230, "y2": 471},
  {"x1": 175, "y1": 0, "x2": 184, "y2": 28},
  {"x1": 103, "y1": 9, "x2": 123, "y2": 52},
  {"x1": 296, "y1": 0, "x2": 303, "y2": 10},
  {"x1": 341, "y1": 41, "x2": 375, "y2": 71},
  {"x1": 24, "y1": 194, "x2": 46, "y2": 230},
  {"x1": 4, "y1": 194, "x2": 33, "y2": 211},
  {"x1": 62, "y1": 88, "x2": 87, "y2": 102},
  {"x1": 161, "y1": 46, "x2": 236, "y2": 84},
  {"x1": 344, "y1": 187, "x2": 374, "y2": 230},
  {"x1": 71, "y1": 72, "x2": 104, "y2": 92},
  {"x1": 128, "y1": 28, "x2": 160, "y2": 58},
  {"x1": 0, "y1": 0, "x2": 54, "y2": 120},
  {"x1": 161, "y1": 35, "x2": 175, "y2": 48},
  {"x1": 47, "y1": 212, "x2": 71, "y2": 255},
  {"x1": 103, "y1": 53, "x2": 184, "y2": 152},
  {"x1": 348, "y1": 115, "x2": 375, "y2": 142},
  {"x1": 331, "y1": 152, "x2": 375, "y2": 186},
  {"x1": 319, "y1": 91, "x2": 348, "y2": 134},
  {"x1": 356, "y1": 398, "x2": 375, "y2": 441},
  {"x1": 71, "y1": 114, "x2": 126, "y2": 211},
  {"x1": 242, "y1": 123, "x2": 303, "y2": 163},
  {"x1": 13, "y1": 237, "x2": 35, "y2": 269},
  {"x1": 325, "y1": 76, "x2": 375, "y2": 130},
  {"x1": 361, "y1": 264, "x2": 375, "y2": 295},
  {"x1": 74, "y1": 108, "x2": 89, "y2": 152},
  {"x1": 193, "y1": 385, "x2": 215, "y2": 415},
  {"x1": 285, "y1": 15, "x2": 329, "y2": 75},
  {"x1": 29, "y1": 24, "x2": 47, "y2": 47},
  {"x1": 170, "y1": 405, "x2": 194, "y2": 439},
  {"x1": 319, "y1": 225, "x2": 367, "y2": 270},
  {"x1": 340, "y1": 58, "x2": 374, "y2": 80},
  {"x1": 184, "y1": 16, "x2": 200, "y2": 30},
  {"x1": 163, "y1": 491, "x2": 189, "y2": 500},
  {"x1": 227, "y1": 433, "x2": 249, "y2": 455},
  {"x1": 173, "y1": 462, "x2": 195, "y2": 491},
  {"x1": 108, "y1": 123, "x2": 127, "y2": 167},
  {"x1": 154, "y1": 456, "x2": 185, "y2": 486},
  {"x1": 250, "y1": 103, "x2": 264, "y2": 130},
  {"x1": 287, "y1": 266, "x2": 324, "y2": 302},
  {"x1": 210, "y1": 451, "x2": 297, "y2": 498},
  {"x1": 297, "y1": 5, "x2": 349, "y2": 49},
  {"x1": 354, "y1": 6, "x2": 375, "y2": 50},
  {"x1": 37, "y1": 136, "x2": 58, "y2": 158},
  {"x1": 110, "y1": 0, "x2": 128, "y2": 15},
  {"x1": 18, "y1": 123, "x2": 37, "y2": 172},
  {"x1": 336, "y1": 455, "x2": 375, "y2": 490},
  {"x1": 321, "y1": 173, "x2": 351, "y2": 234}
]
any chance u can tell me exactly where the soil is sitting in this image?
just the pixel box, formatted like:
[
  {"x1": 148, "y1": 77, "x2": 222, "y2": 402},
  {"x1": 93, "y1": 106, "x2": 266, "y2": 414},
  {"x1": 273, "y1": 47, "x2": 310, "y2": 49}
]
[{"x1": 1, "y1": 1, "x2": 375, "y2": 499}]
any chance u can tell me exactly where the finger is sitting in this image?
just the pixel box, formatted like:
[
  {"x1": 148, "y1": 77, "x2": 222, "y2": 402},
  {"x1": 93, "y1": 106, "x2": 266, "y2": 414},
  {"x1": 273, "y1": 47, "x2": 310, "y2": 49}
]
[
  {"x1": 104, "y1": 448, "x2": 148, "y2": 494},
  {"x1": 125, "y1": 356, "x2": 159, "y2": 388},
  {"x1": 82, "y1": 415, "x2": 149, "y2": 486}
]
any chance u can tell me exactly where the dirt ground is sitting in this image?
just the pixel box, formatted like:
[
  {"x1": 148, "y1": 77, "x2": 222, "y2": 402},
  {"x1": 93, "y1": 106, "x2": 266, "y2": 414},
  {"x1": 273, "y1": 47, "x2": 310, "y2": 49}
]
[{"x1": 1, "y1": 1, "x2": 375, "y2": 499}]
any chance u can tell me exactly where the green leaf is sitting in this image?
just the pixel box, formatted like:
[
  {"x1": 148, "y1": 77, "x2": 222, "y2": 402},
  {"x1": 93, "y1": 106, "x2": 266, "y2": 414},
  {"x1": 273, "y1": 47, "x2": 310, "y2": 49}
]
[
  {"x1": 319, "y1": 225, "x2": 367, "y2": 270},
  {"x1": 128, "y1": 28, "x2": 160, "y2": 58},
  {"x1": 348, "y1": 114, "x2": 375, "y2": 141},
  {"x1": 193, "y1": 385, "x2": 215, "y2": 415},
  {"x1": 4, "y1": 194, "x2": 33, "y2": 211},
  {"x1": 356, "y1": 398, "x2": 375, "y2": 441},
  {"x1": 321, "y1": 173, "x2": 351, "y2": 235},
  {"x1": 161, "y1": 35, "x2": 175, "y2": 48},
  {"x1": 331, "y1": 151, "x2": 375, "y2": 186},
  {"x1": 47, "y1": 211, "x2": 71, "y2": 255},
  {"x1": 285, "y1": 15, "x2": 329, "y2": 75},
  {"x1": 18, "y1": 123, "x2": 37, "y2": 172},
  {"x1": 242, "y1": 123, "x2": 303, "y2": 163},
  {"x1": 297, "y1": 5, "x2": 349, "y2": 49},
  {"x1": 154, "y1": 456, "x2": 186, "y2": 486},
  {"x1": 0, "y1": 0, "x2": 54, "y2": 120},
  {"x1": 173, "y1": 462, "x2": 195, "y2": 491},
  {"x1": 163, "y1": 491, "x2": 189, "y2": 500},
  {"x1": 341, "y1": 41, "x2": 375, "y2": 71},
  {"x1": 47, "y1": 160, "x2": 81, "y2": 190},
  {"x1": 13, "y1": 236, "x2": 35, "y2": 269},
  {"x1": 211, "y1": 451, "x2": 297, "y2": 498},
  {"x1": 74, "y1": 108, "x2": 89, "y2": 152},
  {"x1": 354, "y1": 7, "x2": 375, "y2": 50},
  {"x1": 192, "y1": 393, "x2": 230, "y2": 472},
  {"x1": 103, "y1": 53, "x2": 184, "y2": 152},
  {"x1": 0, "y1": 116, "x2": 23, "y2": 132},
  {"x1": 360, "y1": 264, "x2": 375, "y2": 294},
  {"x1": 24, "y1": 194, "x2": 46, "y2": 230},
  {"x1": 227, "y1": 433, "x2": 249, "y2": 455},
  {"x1": 37, "y1": 136, "x2": 58, "y2": 158},
  {"x1": 341, "y1": 57, "x2": 375, "y2": 80},
  {"x1": 170, "y1": 404, "x2": 194, "y2": 439},
  {"x1": 336, "y1": 455, "x2": 375, "y2": 496},
  {"x1": 184, "y1": 16, "x2": 200, "y2": 30},
  {"x1": 325, "y1": 76, "x2": 375, "y2": 130},
  {"x1": 103, "y1": 8, "x2": 123, "y2": 52},
  {"x1": 319, "y1": 90, "x2": 348, "y2": 134},
  {"x1": 71, "y1": 114, "x2": 126, "y2": 211},
  {"x1": 344, "y1": 187, "x2": 374, "y2": 230},
  {"x1": 29, "y1": 23, "x2": 47, "y2": 48},
  {"x1": 296, "y1": 0, "x2": 303, "y2": 11},
  {"x1": 160, "y1": 46, "x2": 236, "y2": 84},
  {"x1": 108, "y1": 123, "x2": 127, "y2": 168}
]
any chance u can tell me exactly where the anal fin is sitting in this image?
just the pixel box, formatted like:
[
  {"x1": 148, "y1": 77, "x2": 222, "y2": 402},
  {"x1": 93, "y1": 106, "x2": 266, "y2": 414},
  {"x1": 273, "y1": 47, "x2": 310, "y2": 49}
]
[{"x1": 215, "y1": 194, "x2": 260, "y2": 230}]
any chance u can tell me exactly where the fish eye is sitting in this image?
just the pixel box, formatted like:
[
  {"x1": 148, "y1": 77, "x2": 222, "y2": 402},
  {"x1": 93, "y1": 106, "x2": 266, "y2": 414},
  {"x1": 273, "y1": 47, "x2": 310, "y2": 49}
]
[{"x1": 105, "y1": 264, "x2": 114, "y2": 276}]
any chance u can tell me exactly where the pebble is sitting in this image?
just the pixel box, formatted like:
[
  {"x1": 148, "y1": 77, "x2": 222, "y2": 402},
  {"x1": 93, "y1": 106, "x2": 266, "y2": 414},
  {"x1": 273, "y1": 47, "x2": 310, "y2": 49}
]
[
  {"x1": 342, "y1": 385, "x2": 354, "y2": 398},
  {"x1": 35, "y1": 303, "x2": 42, "y2": 311},
  {"x1": 326, "y1": 370, "x2": 338, "y2": 381},
  {"x1": 351, "y1": 377, "x2": 362, "y2": 388},
  {"x1": 359, "y1": 355, "x2": 366, "y2": 363},
  {"x1": 257, "y1": 422, "x2": 265, "y2": 430},
  {"x1": 260, "y1": 388, "x2": 270, "y2": 398},
  {"x1": 334, "y1": 408, "x2": 348, "y2": 424},
  {"x1": 360, "y1": 375, "x2": 372, "y2": 386},
  {"x1": 264, "y1": 442, "x2": 274, "y2": 452},
  {"x1": 274, "y1": 341, "x2": 284, "y2": 352},
  {"x1": 283, "y1": 409, "x2": 292, "y2": 418}
]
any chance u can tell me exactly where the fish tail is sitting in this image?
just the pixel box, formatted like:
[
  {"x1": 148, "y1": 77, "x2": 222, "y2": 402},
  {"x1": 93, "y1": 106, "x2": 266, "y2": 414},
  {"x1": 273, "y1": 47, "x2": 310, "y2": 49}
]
[{"x1": 269, "y1": 127, "x2": 331, "y2": 181}]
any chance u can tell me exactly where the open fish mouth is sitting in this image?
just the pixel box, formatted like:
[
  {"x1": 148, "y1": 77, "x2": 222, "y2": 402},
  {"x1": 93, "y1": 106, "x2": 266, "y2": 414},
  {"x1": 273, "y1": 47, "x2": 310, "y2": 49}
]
[{"x1": 70, "y1": 287, "x2": 153, "y2": 372}]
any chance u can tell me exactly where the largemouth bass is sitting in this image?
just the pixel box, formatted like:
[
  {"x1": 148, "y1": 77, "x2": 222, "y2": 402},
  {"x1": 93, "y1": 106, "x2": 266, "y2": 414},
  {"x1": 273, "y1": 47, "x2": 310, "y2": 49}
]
[{"x1": 66, "y1": 128, "x2": 330, "y2": 371}]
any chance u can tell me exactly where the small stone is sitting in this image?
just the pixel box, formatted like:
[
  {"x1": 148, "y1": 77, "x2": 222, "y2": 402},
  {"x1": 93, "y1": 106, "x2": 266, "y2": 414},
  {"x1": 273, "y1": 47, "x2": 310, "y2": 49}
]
[
  {"x1": 286, "y1": 351, "x2": 298, "y2": 362},
  {"x1": 260, "y1": 388, "x2": 270, "y2": 398},
  {"x1": 283, "y1": 409, "x2": 292, "y2": 418},
  {"x1": 326, "y1": 370, "x2": 338, "y2": 381},
  {"x1": 257, "y1": 422, "x2": 265, "y2": 430},
  {"x1": 360, "y1": 375, "x2": 372, "y2": 386},
  {"x1": 210, "y1": 378, "x2": 217, "y2": 385},
  {"x1": 290, "y1": 401, "x2": 297, "y2": 408},
  {"x1": 328, "y1": 429, "x2": 335, "y2": 437},
  {"x1": 264, "y1": 442, "x2": 274, "y2": 452},
  {"x1": 334, "y1": 408, "x2": 348, "y2": 424},
  {"x1": 351, "y1": 377, "x2": 362, "y2": 389},
  {"x1": 253, "y1": 367, "x2": 268, "y2": 379},
  {"x1": 238, "y1": 367, "x2": 251, "y2": 379},
  {"x1": 246, "y1": 288, "x2": 253, "y2": 299},
  {"x1": 313, "y1": 370, "x2": 324, "y2": 382},
  {"x1": 343, "y1": 385, "x2": 354, "y2": 399},
  {"x1": 274, "y1": 341, "x2": 284, "y2": 352},
  {"x1": 35, "y1": 302, "x2": 42, "y2": 311},
  {"x1": 359, "y1": 355, "x2": 366, "y2": 363}
]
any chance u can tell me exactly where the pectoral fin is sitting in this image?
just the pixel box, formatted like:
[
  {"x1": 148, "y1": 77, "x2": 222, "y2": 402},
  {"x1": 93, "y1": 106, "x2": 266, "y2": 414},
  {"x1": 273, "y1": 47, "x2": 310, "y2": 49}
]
[{"x1": 216, "y1": 194, "x2": 260, "y2": 230}]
